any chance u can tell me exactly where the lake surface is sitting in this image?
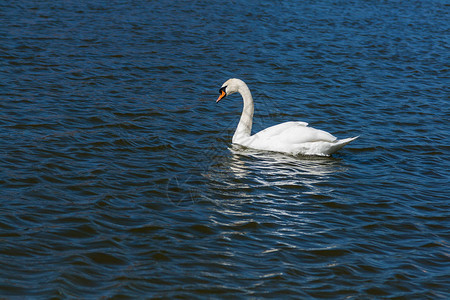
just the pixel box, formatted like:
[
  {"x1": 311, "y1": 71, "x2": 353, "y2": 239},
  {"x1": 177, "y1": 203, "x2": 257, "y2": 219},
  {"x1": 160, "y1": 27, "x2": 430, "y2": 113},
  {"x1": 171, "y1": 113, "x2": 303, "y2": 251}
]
[{"x1": 1, "y1": 0, "x2": 449, "y2": 298}]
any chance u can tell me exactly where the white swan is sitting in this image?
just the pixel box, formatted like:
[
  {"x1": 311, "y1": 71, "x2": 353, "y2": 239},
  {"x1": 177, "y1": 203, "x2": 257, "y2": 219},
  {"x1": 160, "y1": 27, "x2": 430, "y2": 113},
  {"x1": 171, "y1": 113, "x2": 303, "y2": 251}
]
[{"x1": 216, "y1": 78, "x2": 358, "y2": 156}]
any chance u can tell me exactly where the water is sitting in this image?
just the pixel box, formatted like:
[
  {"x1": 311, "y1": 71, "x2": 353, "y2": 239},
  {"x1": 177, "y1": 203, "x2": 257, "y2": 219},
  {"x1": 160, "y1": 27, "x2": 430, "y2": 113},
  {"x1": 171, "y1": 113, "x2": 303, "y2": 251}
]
[{"x1": 1, "y1": 0, "x2": 449, "y2": 298}]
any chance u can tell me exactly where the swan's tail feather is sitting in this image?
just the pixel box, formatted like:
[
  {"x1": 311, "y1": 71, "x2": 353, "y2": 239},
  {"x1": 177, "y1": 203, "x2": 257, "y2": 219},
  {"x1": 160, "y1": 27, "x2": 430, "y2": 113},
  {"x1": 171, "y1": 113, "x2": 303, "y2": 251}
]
[
  {"x1": 326, "y1": 136, "x2": 359, "y2": 155},
  {"x1": 338, "y1": 136, "x2": 359, "y2": 145},
  {"x1": 292, "y1": 136, "x2": 359, "y2": 156}
]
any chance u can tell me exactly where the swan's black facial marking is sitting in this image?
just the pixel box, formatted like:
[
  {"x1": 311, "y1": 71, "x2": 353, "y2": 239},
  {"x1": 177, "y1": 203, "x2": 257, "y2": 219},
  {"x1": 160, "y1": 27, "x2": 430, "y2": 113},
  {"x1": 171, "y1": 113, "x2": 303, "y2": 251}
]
[{"x1": 219, "y1": 86, "x2": 227, "y2": 97}]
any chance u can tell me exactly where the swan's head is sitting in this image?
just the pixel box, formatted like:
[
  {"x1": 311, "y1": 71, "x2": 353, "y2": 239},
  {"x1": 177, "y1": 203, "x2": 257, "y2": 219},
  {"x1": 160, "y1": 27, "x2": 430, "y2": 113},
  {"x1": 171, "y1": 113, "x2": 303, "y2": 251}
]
[{"x1": 216, "y1": 78, "x2": 246, "y2": 103}]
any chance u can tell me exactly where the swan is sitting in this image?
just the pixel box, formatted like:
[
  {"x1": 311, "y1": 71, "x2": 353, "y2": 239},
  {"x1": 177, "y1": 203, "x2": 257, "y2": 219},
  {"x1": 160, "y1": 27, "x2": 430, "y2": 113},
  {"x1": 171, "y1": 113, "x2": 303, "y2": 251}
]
[{"x1": 216, "y1": 78, "x2": 358, "y2": 156}]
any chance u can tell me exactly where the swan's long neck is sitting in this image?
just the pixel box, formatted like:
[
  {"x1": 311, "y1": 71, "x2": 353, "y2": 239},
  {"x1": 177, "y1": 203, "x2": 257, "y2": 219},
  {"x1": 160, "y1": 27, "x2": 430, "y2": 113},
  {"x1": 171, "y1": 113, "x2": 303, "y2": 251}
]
[{"x1": 232, "y1": 83, "x2": 254, "y2": 144}]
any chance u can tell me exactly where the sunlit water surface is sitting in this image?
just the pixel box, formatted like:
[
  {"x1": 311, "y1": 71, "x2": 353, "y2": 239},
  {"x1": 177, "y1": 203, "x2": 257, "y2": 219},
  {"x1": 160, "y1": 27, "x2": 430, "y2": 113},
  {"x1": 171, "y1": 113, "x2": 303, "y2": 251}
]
[{"x1": 1, "y1": 0, "x2": 449, "y2": 298}]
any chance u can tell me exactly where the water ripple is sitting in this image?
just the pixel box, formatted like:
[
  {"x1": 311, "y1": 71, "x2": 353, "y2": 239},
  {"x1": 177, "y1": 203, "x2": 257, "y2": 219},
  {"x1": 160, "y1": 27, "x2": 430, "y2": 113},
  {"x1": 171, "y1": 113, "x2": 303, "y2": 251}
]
[{"x1": 1, "y1": 0, "x2": 449, "y2": 298}]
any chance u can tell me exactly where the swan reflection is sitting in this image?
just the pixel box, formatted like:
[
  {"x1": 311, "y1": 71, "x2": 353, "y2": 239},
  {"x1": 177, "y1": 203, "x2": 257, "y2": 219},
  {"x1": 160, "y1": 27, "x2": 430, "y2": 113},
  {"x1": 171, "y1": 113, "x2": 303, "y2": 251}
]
[
  {"x1": 228, "y1": 145, "x2": 341, "y2": 177},
  {"x1": 204, "y1": 144, "x2": 345, "y2": 201},
  {"x1": 202, "y1": 146, "x2": 347, "y2": 239}
]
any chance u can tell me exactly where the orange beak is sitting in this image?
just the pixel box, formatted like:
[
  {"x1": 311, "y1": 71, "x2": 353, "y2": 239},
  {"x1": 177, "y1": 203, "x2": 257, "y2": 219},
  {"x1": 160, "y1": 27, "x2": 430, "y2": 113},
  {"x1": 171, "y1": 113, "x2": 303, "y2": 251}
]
[{"x1": 216, "y1": 89, "x2": 226, "y2": 103}]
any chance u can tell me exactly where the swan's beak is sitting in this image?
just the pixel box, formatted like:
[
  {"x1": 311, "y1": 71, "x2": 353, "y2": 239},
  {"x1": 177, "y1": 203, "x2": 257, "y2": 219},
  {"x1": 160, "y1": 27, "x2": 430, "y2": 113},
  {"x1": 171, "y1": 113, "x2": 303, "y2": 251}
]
[{"x1": 216, "y1": 89, "x2": 226, "y2": 103}]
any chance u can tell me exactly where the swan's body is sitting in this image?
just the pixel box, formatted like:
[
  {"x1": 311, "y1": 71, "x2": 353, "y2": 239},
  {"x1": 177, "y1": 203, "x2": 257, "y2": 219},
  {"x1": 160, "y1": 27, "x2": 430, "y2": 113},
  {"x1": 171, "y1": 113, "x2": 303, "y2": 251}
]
[{"x1": 216, "y1": 78, "x2": 358, "y2": 156}]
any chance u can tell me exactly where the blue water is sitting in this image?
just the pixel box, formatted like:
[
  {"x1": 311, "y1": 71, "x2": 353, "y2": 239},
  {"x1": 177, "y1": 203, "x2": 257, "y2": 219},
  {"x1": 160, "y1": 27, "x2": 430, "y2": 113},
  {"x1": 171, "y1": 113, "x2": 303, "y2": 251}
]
[{"x1": 1, "y1": 0, "x2": 449, "y2": 298}]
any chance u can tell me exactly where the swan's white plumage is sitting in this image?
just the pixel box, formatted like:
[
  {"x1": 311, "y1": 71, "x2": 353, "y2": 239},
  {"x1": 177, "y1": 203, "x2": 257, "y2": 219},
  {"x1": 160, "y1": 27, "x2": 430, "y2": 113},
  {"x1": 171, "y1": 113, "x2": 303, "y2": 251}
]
[{"x1": 217, "y1": 78, "x2": 358, "y2": 156}]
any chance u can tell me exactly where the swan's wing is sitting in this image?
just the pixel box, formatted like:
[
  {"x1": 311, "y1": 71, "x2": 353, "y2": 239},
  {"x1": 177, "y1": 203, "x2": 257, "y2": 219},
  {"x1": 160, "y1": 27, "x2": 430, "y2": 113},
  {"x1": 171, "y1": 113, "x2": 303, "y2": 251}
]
[
  {"x1": 254, "y1": 121, "x2": 308, "y2": 137},
  {"x1": 253, "y1": 121, "x2": 336, "y2": 145},
  {"x1": 290, "y1": 121, "x2": 308, "y2": 127}
]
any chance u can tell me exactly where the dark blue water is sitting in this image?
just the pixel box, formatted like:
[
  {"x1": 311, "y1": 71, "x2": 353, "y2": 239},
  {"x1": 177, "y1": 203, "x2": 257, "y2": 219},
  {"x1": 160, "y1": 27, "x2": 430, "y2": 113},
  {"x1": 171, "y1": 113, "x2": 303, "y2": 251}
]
[{"x1": 1, "y1": 0, "x2": 449, "y2": 298}]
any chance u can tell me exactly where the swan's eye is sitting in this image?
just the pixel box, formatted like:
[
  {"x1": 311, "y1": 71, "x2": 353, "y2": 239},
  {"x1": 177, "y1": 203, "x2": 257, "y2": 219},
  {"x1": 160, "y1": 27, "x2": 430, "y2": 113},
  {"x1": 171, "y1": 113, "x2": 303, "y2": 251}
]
[{"x1": 219, "y1": 86, "x2": 227, "y2": 96}]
